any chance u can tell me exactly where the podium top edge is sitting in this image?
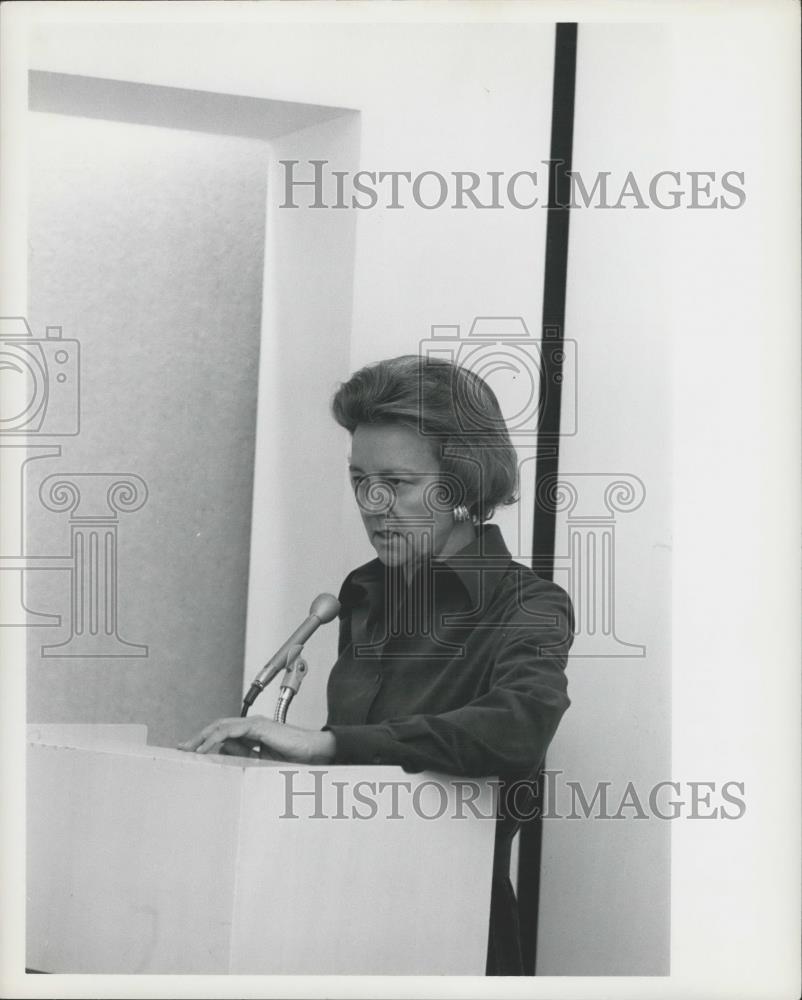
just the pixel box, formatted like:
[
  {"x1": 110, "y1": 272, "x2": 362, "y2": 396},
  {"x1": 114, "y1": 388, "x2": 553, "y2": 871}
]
[{"x1": 26, "y1": 738, "x2": 498, "y2": 784}]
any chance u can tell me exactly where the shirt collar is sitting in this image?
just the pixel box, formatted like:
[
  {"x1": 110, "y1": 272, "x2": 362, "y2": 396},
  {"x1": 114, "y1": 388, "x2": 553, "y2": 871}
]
[
  {"x1": 433, "y1": 522, "x2": 513, "y2": 608},
  {"x1": 340, "y1": 523, "x2": 513, "y2": 613}
]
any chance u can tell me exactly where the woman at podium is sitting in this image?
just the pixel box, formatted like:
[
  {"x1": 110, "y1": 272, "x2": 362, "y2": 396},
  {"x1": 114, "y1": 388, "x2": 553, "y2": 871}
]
[{"x1": 180, "y1": 355, "x2": 574, "y2": 976}]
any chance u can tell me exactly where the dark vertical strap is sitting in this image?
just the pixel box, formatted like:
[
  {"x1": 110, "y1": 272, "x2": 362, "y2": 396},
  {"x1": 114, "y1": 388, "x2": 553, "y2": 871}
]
[{"x1": 517, "y1": 21, "x2": 577, "y2": 976}]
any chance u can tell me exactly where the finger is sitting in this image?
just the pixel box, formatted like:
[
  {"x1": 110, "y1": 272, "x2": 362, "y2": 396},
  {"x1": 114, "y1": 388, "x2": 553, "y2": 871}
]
[
  {"x1": 196, "y1": 722, "x2": 244, "y2": 754},
  {"x1": 177, "y1": 730, "x2": 207, "y2": 751},
  {"x1": 180, "y1": 718, "x2": 243, "y2": 754},
  {"x1": 177, "y1": 720, "x2": 225, "y2": 752}
]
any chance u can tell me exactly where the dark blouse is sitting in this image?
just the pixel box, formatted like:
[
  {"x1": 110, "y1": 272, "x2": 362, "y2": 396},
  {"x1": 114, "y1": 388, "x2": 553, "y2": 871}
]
[{"x1": 324, "y1": 523, "x2": 574, "y2": 975}]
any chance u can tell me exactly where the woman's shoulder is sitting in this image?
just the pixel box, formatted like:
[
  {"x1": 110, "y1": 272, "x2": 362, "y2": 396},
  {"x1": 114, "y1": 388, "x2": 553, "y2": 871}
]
[{"x1": 495, "y1": 559, "x2": 575, "y2": 631}]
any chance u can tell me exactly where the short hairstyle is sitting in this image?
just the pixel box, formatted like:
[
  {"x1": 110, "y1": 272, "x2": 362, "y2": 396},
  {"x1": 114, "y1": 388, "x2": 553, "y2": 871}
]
[{"x1": 331, "y1": 355, "x2": 518, "y2": 522}]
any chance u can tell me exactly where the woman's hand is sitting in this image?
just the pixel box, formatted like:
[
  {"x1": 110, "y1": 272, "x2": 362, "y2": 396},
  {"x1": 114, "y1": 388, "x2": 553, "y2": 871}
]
[{"x1": 177, "y1": 716, "x2": 336, "y2": 764}]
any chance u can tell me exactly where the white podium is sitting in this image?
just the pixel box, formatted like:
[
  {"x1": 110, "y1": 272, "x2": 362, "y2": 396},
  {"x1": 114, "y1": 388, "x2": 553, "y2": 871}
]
[{"x1": 27, "y1": 724, "x2": 497, "y2": 975}]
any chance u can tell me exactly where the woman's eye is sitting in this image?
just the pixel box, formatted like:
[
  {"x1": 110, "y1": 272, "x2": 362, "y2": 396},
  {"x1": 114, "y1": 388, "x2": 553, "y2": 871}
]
[{"x1": 352, "y1": 476, "x2": 406, "y2": 489}]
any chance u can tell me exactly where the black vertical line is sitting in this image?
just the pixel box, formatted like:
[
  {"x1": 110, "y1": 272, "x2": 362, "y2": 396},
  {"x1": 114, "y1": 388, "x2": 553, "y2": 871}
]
[{"x1": 517, "y1": 21, "x2": 577, "y2": 977}]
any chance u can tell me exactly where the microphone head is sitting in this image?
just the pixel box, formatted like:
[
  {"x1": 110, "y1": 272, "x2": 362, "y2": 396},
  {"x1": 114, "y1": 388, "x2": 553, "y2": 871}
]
[{"x1": 309, "y1": 593, "x2": 341, "y2": 623}]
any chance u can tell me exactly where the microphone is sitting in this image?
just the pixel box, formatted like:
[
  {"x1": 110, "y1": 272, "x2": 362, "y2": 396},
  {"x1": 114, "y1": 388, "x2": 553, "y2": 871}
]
[{"x1": 241, "y1": 593, "x2": 341, "y2": 714}]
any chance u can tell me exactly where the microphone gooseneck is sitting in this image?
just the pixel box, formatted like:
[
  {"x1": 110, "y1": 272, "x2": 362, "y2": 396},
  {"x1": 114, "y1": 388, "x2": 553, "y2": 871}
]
[{"x1": 241, "y1": 593, "x2": 340, "y2": 716}]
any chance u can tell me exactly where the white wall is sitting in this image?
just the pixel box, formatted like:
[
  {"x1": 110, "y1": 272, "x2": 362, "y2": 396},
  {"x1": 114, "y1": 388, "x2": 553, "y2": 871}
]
[{"x1": 536, "y1": 25, "x2": 672, "y2": 975}]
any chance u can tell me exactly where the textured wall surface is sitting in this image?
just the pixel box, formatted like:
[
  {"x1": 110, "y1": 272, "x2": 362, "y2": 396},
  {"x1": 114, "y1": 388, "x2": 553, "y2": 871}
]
[{"x1": 26, "y1": 112, "x2": 269, "y2": 746}]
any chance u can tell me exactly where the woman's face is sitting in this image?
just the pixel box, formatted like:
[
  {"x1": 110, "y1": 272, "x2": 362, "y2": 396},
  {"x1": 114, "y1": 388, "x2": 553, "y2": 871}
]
[{"x1": 348, "y1": 423, "x2": 471, "y2": 574}]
